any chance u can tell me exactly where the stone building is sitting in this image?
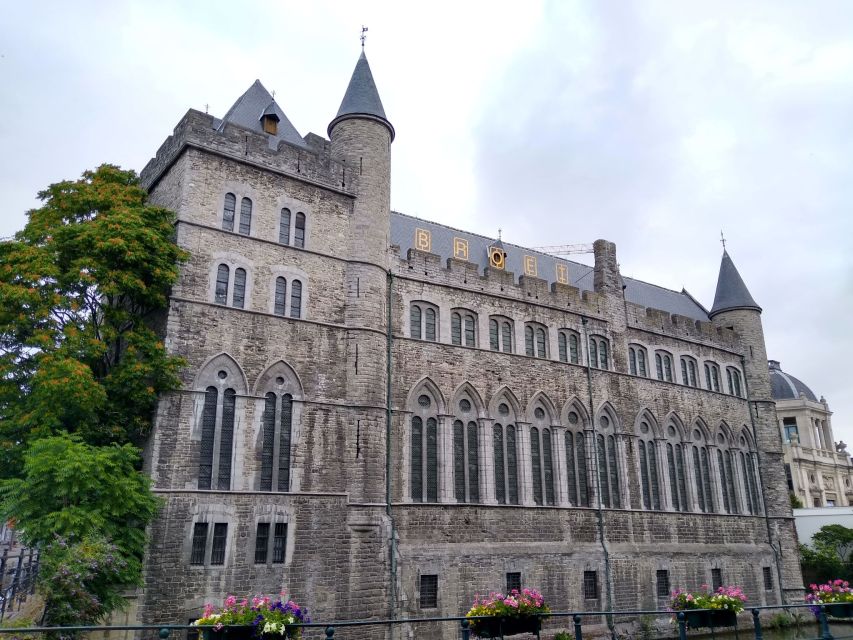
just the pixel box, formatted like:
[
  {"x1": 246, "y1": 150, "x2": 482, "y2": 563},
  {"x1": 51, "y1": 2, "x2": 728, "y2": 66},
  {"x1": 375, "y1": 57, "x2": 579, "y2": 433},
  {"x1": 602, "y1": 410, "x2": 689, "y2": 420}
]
[
  {"x1": 770, "y1": 360, "x2": 853, "y2": 508},
  {"x1": 138, "y1": 51, "x2": 803, "y2": 634}
]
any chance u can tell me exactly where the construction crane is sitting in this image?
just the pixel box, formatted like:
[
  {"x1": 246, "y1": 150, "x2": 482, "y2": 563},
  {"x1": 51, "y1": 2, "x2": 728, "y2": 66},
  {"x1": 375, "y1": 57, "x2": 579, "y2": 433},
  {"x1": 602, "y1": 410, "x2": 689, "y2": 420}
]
[{"x1": 530, "y1": 243, "x2": 594, "y2": 257}]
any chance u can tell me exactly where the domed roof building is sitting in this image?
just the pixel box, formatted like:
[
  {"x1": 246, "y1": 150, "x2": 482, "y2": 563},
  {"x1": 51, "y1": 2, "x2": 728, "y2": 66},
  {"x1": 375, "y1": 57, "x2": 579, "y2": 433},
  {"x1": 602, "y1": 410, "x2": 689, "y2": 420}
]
[{"x1": 770, "y1": 360, "x2": 853, "y2": 507}]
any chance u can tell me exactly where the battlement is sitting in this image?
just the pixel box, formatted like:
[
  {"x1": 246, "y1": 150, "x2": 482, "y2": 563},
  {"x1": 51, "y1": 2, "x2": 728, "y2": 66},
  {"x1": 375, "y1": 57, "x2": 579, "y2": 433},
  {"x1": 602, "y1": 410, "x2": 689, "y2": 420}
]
[
  {"x1": 394, "y1": 247, "x2": 605, "y2": 318},
  {"x1": 626, "y1": 301, "x2": 740, "y2": 350},
  {"x1": 140, "y1": 109, "x2": 356, "y2": 195}
]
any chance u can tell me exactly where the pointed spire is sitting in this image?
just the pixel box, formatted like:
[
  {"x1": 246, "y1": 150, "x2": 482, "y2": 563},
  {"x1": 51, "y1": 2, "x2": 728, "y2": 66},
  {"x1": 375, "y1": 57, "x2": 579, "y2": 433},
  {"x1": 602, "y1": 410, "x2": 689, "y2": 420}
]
[
  {"x1": 709, "y1": 250, "x2": 761, "y2": 317},
  {"x1": 328, "y1": 51, "x2": 395, "y2": 141}
]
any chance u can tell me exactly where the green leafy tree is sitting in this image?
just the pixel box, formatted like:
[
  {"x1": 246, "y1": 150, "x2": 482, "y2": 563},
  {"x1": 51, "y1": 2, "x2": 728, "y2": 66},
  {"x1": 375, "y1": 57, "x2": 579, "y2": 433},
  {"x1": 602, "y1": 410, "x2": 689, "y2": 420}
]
[
  {"x1": 0, "y1": 435, "x2": 161, "y2": 623},
  {"x1": 800, "y1": 524, "x2": 853, "y2": 586},
  {"x1": 0, "y1": 164, "x2": 186, "y2": 475}
]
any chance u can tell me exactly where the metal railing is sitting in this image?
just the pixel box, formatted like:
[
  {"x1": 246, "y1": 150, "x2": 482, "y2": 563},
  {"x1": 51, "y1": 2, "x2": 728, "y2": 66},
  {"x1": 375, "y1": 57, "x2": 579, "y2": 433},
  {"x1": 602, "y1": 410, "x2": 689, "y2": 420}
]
[
  {"x1": 0, "y1": 603, "x2": 852, "y2": 639},
  {"x1": 0, "y1": 548, "x2": 39, "y2": 622}
]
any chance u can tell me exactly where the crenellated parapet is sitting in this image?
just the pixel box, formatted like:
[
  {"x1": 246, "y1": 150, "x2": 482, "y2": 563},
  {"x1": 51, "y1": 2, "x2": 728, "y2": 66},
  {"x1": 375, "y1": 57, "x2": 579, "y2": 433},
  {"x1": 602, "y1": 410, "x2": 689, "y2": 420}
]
[
  {"x1": 140, "y1": 110, "x2": 356, "y2": 195},
  {"x1": 626, "y1": 301, "x2": 740, "y2": 350},
  {"x1": 395, "y1": 247, "x2": 607, "y2": 319}
]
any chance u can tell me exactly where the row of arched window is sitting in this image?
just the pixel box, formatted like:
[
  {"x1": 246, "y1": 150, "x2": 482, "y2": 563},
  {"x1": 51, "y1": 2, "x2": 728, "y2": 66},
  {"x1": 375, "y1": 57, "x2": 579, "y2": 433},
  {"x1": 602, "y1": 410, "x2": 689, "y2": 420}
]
[
  {"x1": 213, "y1": 263, "x2": 303, "y2": 319},
  {"x1": 406, "y1": 379, "x2": 762, "y2": 515},
  {"x1": 221, "y1": 192, "x2": 307, "y2": 249},
  {"x1": 629, "y1": 344, "x2": 744, "y2": 397},
  {"x1": 408, "y1": 302, "x2": 744, "y2": 397},
  {"x1": 193, "y1": 354, "x2": 302, "y2": 493}
]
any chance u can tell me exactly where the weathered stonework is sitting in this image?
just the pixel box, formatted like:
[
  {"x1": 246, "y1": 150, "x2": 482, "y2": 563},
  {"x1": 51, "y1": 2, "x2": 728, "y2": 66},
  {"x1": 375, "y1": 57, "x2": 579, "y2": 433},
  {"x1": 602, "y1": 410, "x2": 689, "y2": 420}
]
[{"x1": 136, "y1": 55, "x2": 802, "y2": 637}]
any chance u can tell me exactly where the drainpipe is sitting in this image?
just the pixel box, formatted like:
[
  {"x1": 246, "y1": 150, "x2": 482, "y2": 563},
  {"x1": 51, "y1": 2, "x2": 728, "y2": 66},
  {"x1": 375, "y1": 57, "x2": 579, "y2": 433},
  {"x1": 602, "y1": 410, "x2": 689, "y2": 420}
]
[
  {"x1": 582, "y1": 317, "x2": 615, "y2": 638},
  {"x1": 740, "y1": 356, "x2": 785, "y2": 604},
  {"x1": 386, "y1": 270, "x2": 398, "y2": 634}
]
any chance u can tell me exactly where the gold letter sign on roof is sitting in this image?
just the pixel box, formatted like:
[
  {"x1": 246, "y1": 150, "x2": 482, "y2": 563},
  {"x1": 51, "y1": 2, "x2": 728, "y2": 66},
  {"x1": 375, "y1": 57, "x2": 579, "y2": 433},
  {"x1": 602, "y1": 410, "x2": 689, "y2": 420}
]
[
  {"x1": 415, "y1": 228, "x2": 431, "y2": 253},
  {"x1": 453, "y1": 237, "x2": 469, "y2": 260},
  {"x1": 556, "y1": 263, "x2": 569, "y2": 285},
  {"x1": 488, "y1": 246, "x2": 506, "y2": 270},
  {"x1": 523, "y1": 255, "x2": 538, "y2": 277}
]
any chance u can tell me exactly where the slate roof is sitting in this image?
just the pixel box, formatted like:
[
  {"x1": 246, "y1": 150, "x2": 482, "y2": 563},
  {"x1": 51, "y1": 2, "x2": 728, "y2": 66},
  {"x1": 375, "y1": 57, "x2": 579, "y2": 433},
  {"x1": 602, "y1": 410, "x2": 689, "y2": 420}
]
[
  {"x1": 328, "y1": 51, "x2": 394, "y2": 140},
  {"x1": 390, "y1": 212, "x2": 710, "y2": 322},
  {"x1": 709, "y1": 250, "x2": 761, "y2": 317},
  {"x1": 769, "y1": 360, "x2": 818, "y2": 402},
  {"x1": 218, "y1": 80, "x2": 308, "y2": 150}
]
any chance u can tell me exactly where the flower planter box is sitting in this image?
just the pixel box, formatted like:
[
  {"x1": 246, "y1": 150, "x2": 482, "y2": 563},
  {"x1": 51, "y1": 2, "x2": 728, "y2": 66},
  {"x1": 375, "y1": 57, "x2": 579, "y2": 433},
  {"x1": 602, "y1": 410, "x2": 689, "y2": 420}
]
[
  {"x1": 471, "y1": 616, "x2": 541, "y2": 637},
  {"x1": 683, "y1": 609, "x2": 738, "y2": 629},
  {"x1": 825, "y1": 603, "x2": 853, "y2": 618}
]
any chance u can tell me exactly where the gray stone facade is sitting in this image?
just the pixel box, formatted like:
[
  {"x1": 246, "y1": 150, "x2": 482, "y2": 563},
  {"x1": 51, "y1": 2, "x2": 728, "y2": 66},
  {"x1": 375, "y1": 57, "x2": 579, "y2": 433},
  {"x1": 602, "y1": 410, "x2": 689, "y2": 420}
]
[{"x1": 137, "y1": 54, "x2": 803, "y2": 635}]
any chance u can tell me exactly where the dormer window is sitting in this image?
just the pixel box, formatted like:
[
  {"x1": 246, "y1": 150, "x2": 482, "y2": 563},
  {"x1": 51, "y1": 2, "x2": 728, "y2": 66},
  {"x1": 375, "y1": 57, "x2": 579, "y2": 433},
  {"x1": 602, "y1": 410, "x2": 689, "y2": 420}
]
[{"x1": 260, "y1": 104, "x2": 280, "y2": 136}]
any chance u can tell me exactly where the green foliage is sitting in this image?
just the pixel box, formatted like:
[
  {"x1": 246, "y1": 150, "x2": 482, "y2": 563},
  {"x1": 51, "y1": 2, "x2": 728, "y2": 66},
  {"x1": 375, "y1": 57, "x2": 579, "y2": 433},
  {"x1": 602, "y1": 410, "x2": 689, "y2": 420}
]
[
  {"x1": 0, "y1": 164, "x2": 186, "y2": 475},
  {"x1": 37, "y1": 534, "x2": 131, "y2": 626},
  {"x1": 765, "y1": 612, "x2": 794, "y2": 629},
  {"x1": 553, "y1": 632, "x2": 573, "y2": 640},
  {"x1": 799, "y1": 524, "x2": 853, "y2": 586},
  {"x1": 0, "y1": 434, "x2": 160, "y2": 560},
  {"x1": 790, "y1": 492, "x2": 804, "y2": 508}
]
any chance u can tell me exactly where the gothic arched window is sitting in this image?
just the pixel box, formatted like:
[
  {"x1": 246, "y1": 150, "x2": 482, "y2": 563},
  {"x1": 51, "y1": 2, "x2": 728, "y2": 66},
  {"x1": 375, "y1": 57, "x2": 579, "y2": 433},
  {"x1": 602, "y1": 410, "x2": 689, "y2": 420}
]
[
  {"x1": 664, "y1": 419, "x2": 689, "y2": 512},
  {"x1": 637, "y1": 416, "x2": 661, "y2": 510},
  {"x1": 453, "y1": 392, "x2": 480, "y2": 503},
  {"x1": 411, "y1": 391, "x2": 439, "y2": 503},
  {"x1": 596, "y1": 410, "x2": 621, "y2": 508},
  {"x1": 564, "y1": 403, "x2": 590, "y2": 507},
  {"x1": 493, "y1": 399, "x2": 519, "y2": 505},
  {"x1": 530, "y1": 402, "x2": 556, "y2": 506}
]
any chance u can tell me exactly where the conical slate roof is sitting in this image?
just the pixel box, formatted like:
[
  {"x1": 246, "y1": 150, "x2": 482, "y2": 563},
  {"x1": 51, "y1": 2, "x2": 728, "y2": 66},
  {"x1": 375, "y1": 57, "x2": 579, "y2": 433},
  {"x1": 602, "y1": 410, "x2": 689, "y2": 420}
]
[
  {"x1": 218, "y1": 80, "x2": 307, "y2": 149},
  {"x1": 709, "y1": 250, "x2": 761, "y2": 317},
  {"x1": 328, "y1": 51, "x2": 394, "y2": 140}
]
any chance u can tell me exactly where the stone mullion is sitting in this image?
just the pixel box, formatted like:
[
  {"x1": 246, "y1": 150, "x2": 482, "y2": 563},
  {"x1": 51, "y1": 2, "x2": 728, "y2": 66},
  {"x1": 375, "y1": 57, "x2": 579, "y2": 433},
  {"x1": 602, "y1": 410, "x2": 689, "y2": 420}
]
[
  {"x1": 553, "y1": 427, "x2": 570, "y2": 506},
  {"x1": 516, "y1": 421, "x2": 533, "y2": 506},
  {"x1": 479, "y1": 418, "x2": 496, "y2": 504},
  {"x1": 437, "y1": 414, "x2": 455, "y2": 503}
]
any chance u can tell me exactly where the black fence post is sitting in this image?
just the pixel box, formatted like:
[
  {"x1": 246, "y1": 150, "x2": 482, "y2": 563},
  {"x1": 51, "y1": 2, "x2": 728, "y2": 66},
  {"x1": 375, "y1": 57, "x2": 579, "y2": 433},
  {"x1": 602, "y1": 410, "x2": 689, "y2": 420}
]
[
  {"x1": 460, "y1": 619, "x2": 470, "y2": 640},
  {"x1": 0, "y1": 547, "x2": 7, "y2": 622},
  {"x1": 573, "y1": 614, "x2": 583, "y2": 640},
  {"x1": 819, "y1": 605, "x2": 834, "y2": 640},
  {"x1": 751, "y1": 608, "x2": 762, "y2": 640},
  {"x1": 325, "y1": 626, "x2": 335, "y2": 638},
  {"x1": 29, "y1": 550, "x2": 39, "y2": 595},
  {"x1": 9, "y1": 554, "x2": 22, "y2": 608},
  {"x1": 677, "y1": 612, "x2": 688, "y2": 640}
]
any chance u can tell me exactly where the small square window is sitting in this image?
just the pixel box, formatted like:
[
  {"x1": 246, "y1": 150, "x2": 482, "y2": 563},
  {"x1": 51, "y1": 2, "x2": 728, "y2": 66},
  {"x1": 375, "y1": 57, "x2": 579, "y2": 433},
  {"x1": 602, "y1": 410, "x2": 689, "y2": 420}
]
[
  {"x1": 254, "y1": 523, "x2": 270, "y2": 564},
  {"x1": 583, "y1": 571, "x2": 599, "y2": 600},
  {"x1": 656, "y1": 570, "x2": 670, "y2": 598},
  {"x1": 506, "y1": 572, "x2": 521, "y2": 593},
  {"x1": 763, "y1": 567, "x2": 773, "y2": 591},
  {"x1": 420, "y1": 574, "x2": 438, "y2": 609}
]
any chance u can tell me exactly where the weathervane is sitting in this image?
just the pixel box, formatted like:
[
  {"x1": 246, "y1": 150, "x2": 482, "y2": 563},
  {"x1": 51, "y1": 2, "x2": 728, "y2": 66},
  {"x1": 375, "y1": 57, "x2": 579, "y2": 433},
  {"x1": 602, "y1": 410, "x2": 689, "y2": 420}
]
[
  {"x1": 361, "y1": 26, "x2": 368, "y2": 49},
  {"x1": 720, "y1": 230, "x2": 727, "y2": 251}
]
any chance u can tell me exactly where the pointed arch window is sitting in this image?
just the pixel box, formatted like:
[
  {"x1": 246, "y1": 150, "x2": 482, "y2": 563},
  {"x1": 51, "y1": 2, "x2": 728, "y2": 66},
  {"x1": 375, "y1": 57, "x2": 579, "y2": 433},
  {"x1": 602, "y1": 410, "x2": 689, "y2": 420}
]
[
  {"x1": 564, "y1": 409, "x2": 590, "y2": 507},
  {"x1": 715, "y1": 443, "x2": 739, "y2": 514},
  {"x1": 411, "y1": 392, "x2": 438, "y2": 503},
  {"x1": 453, "y1": 395, "x2": 480, "y2": 503},
  {"x1": 665, "y1": 436, "x2": 689, "y2": 512},
  {"x1": 655, "y1": 351, "x2": 674, "y2": 382},
  {"x1": 637, "y1": 420, "x2": 661, "y2": 510},
  {"x1": 739, "y1": 433, "x2": 761, "y2": 515},
  {"x1": 493, "y1": 403, "x2": 519, "y2": 505},
  {"x1": 451, "y1": 310, "x2": 477, "y2": 347},
  {"x1": 530, "y1": 407, "x2": 556, "y2": 506},
  {"x1": 222, "y1": 193, "x2": 236, "y2": 232},
  {"x1": 691, "y1": 440, "x2": 716, "y2": 513},
  {"x1": 239, "y1": 197, "x2": 252, "y2": 235},
  {"x1": 596, "y1": 415, "x2": 621, "y2": 508},
  {"x1": 260, "y1": 393, "x2": 293, "y2": 491},
  {"x1": 198, "y1": 386, "x2": 236, "y2": 490}
]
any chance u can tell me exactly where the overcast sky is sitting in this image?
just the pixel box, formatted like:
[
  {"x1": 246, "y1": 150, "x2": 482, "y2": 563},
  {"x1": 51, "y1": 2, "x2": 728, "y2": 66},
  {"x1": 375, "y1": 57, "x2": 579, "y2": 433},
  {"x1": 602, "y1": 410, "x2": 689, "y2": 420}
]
[{"x1": 2, "y1": 1, "x2": 851, "y2": 443}]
